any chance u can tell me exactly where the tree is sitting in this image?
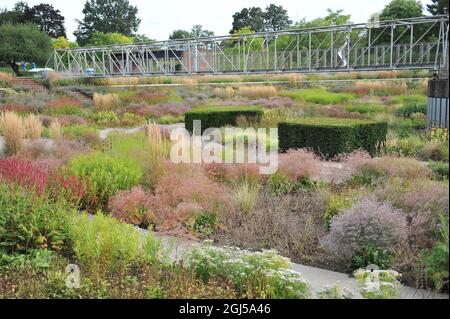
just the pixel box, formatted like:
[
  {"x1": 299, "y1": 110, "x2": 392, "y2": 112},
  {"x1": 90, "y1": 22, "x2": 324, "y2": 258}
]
[
  {"x1": 74, "y1": 0, "x2": 141, "y2": 46},
  {"x1": 25, "y1": 3, "x2": 66, "y2": 38},
  {"x1": 169, "y1": 29, "x2": 191, "y2": 40},
  {"x1": 427, "y1": 0, "x2": 448, "y2": 15},
  {"x1": 86, "y1": 32, "x2": 134, "y2": 46},
  {"x1": 375, "y1": 0, "x2": 424, "y2": 44},
  {"x1": 51, "y1": 36, "x2": 79, "y2": 49},
  {"x1": 0, "y1": 24, "x2": 51, "y2": 75},
  {"x1": 0, "y1": 2, "x2": 66, "y2": 38},
  {"x1": 379, "y1": 0, "x2": 423, "y2": 20},
  {"x1": 169, "y1": 25, "x2": 214, "y2": 40},
  {"x1": 0, "y1": 2, "x2": 29, "y2": 24},
  {"x1": 190, "y1": 25, "x2": 214, "y2": 38},
  {"x1": 230, "y1": 4, "x2": 292, "y2": 33},
  {"x1": 230, "y1": 7, "x2": 265, "y2": 33},
  {"x1": 133, "y1": 34, "x2": 154, "y2": 43}
]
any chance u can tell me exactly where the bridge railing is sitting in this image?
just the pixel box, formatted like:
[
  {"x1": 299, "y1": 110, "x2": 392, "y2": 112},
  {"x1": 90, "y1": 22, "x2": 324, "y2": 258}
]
[{"x1": 49, "y1": 15, "x2": 449, "y2": 77}]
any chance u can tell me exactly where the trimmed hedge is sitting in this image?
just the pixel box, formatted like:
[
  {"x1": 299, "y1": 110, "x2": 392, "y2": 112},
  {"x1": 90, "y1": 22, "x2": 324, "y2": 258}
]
[
  {"x1": 185, "y1": 106, "x2": 264, "y2": 133},
  {"x1": 278, "y1": 118, "x2": 388, "y2": 158}
]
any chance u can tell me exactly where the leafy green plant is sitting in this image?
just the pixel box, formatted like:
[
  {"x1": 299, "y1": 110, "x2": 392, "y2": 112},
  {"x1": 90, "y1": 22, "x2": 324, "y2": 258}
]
[
  {"x1": 0, "y1": 183, "x2": 72, "y2": 257},
  {"x1": 69, "y1": 213, "x2": 167, "y2": 274},
  {"x1": 423, "y1": 215, "x2": 449, "y2": 292},
  {"x1": 184, "y1": 243, "x2": 310, "y2": 299},
  {"x1": 323, "y1": 192, "x2": 357, "y2": 229},
  {"x1": 192, "y1": 212, "x2": 217, "y2": 237},
  {"x1": 350, "y1": 244, "x2": 392, "y2": 272},
  {"x1": 395, "y1": 103, "x2": 427, "y2": 117},
  {"x1": 428, "y1": 161, "x2": 449, "y2": 180},
  {"x1": 268, "y1": 173, "x2": 315, "y2": 195},
  {"x1": 69, "y1": 152, "x2": 143, "y2": 206},
  {"x1": 92, "y1": 111, "x2": 119, "y2": 124}
]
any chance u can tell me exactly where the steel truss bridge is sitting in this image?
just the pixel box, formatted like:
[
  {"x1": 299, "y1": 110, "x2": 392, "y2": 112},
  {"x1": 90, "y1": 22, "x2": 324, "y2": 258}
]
[{"x1": 49, "y1": 15, "x2": 449, "y2": 78}]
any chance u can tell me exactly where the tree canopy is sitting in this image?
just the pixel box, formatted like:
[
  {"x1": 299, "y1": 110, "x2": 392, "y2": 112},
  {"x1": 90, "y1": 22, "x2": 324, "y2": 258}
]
[
  {"x1": 51, "y1": 36, "x2": 79, "y2": 49},
  {"x1": 169, "y1": 25, "x2": 214, "y2": 40},
  {"x1": 379, "y1": 0, "x2": 423, "y2": 21},
  {"x1": 230, "y1": 7, "x2": 265, "y2": 34},
  {"x1": 0, "y1": 23, "x2": 51, "y2": 75},
  {"x1": 230, "y1": 4, "x2": 291, "y2": 33},
  {"x1": 87, "y1": 32, "x2": 134, "y2": 46},
  {"x1": 0, "y1": 2, "x2": 66, "y2": 38},
  {"x1": 74, "y1": 0, "x2": 141, "y2": 46},
  {"x1": 427, "y1": 0, "x2": 448, "y2": 15}
]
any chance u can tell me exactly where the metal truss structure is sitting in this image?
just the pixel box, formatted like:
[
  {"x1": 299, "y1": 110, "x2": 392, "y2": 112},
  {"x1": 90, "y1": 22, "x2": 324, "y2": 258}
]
[{"x1": 49, "y1": 15, "x2": 449, "y2": 78}]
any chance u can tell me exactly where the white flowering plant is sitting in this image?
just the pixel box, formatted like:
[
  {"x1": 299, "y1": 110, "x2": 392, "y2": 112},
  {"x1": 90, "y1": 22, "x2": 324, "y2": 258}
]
[
  {"x1": 354, "y1": 268, "x2": 402, "y2": 299},
  {"x1": 183, "y1": 242, "x2": 310, "y2": 299}
]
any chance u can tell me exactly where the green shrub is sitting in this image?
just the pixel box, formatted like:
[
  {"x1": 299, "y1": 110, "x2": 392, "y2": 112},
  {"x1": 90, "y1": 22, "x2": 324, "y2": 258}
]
[
  {"x1": 428, "y1": 161, "x2": 449, "y2": 180},
  {"x1": 184, "y1": 243, "x2": 310, "y2": 299},
  {"x1": 396, "y1": 103, "x2": 427, "y2": 117},
  {"x1": 69, "y1": 152, "x2": 143, "y2": 206},
  {"x1": 423, "y1": 215, "x2": 449, "y2": 292},
  {"x1": 389, "y1": 95, "x2": 426, "y2": 106},
  {"x1": 386, "y1": 136, "x2": 424, "y2": 157},
  {"x1": 323, "y1": 192, "x2": 359, "y2": 229},
  {"x1": 268, "y1": 173, "x2": 315, "y2": 195},
  {"x1": 278, "y1": 118, "x2": 387, "y2": 158},
  {"x1": 0, "y1": 183, "x2": 72, "y2": 259},
  {"x1": 281, "y1": 88, "x2": 354, "y2": 104},
  {"x1": 69, "y1": 213, "x2": 166, "y2": 274},
  {"x1": 185, "y1": 106, "x2": 263, "y2": 133},
  {"x1": 63, "y1": 124, "x2": 98, "y2": 140},
  {"x1": 343, "y1": 104, "x2": 385, "y2": 114},
  {"x1": 92, "y1": 111, "x2": 119, "y2": 124},
  {"x1": 45, "y1": 105, "x2": 85, "y2": 117},
  {"x1": 349, "y1": 244, "x2": 392, "y2": 272}
]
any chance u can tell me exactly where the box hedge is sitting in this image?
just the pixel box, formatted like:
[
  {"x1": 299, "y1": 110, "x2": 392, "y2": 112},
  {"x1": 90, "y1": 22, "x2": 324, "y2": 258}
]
[
  {"x1": 278, "y1": 118, "x2": 387, "y2": 158},
  {"x1": 185, "y1": 106, "x2": 264, "y2": 133}
]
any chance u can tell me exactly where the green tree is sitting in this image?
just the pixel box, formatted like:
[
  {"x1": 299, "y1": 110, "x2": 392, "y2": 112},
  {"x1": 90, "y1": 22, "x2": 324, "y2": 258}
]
[
  {"x1": 133, "y1": 34, "x2": 154, "y2": 43},
  {"x1": 51, "y1": 36, "x2": 79, "y2": 49},
  {"x1": 169, "y1": 29, "x2": 192, "y2": 40},
  {"x1": 87, "y1": 32, "x2": 134, "y2": 46},
  {"x1": 0, "y1": 24, "x2": 51, "y2": 75},
  {"x1": 169, "y1": 25, "x2": 214, "y2": 40},
  {"x1": 230, "y1": 7, "x2": 265, "y2": 33},
  {"x1": 375, "y1": 0, "x2": 424, "y2": 44},
  {"x1": 379, "y1": 0, "x2": 423, "y2": 20},
  {"x1": 26, "y1": 3, "x2": 66, "y2": 38},
  {"x1": 0, "y1": 2, "x2": 65, "y2": 38},
  {"x1": 74, "y1": 0, "x2": 141, "y2": 46},
  {"x1": 0, "y1": 2, "x2": 29, "y2": 24},
  {"x1": 190, "y1": 25, "x2": 214, "y2": 38},
  {"x1": 427, "y1": 0, "x2": 448, "y2": 15},
  {"x1": 263, "y1": 4, "x2": 292, "y2": 31}
]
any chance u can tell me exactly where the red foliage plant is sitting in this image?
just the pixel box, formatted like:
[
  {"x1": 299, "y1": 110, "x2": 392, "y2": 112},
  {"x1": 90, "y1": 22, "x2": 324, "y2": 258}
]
[
  {"x1": 0, "y1": 157, "x2": 49, "y2": 194},
  {"x1": 1, "y1": 103, "x2": 33, "y2": 113},
  {"x1": 46, "y1": 97, "x2": 83, "y2": 108},
  {"x1": 149, "y1": 163, "x2": 233, "y2": 231}
]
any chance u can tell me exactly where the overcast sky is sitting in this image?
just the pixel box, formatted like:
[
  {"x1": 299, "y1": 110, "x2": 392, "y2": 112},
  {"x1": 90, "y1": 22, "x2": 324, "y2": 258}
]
[{"x1": 1, "y1": 0, "x2": 434, "y2": 41}]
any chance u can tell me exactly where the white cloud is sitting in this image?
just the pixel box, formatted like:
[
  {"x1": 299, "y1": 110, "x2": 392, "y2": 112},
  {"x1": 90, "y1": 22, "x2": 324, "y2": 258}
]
[{"x1": 1, "y1": 0, "x2": 433, "y2": 41}]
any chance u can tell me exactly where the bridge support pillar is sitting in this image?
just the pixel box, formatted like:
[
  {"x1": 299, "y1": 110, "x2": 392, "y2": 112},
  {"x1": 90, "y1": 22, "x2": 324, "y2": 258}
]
[{"x1": 427, "y1": 78, "x2": 449, "y2": 128}]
